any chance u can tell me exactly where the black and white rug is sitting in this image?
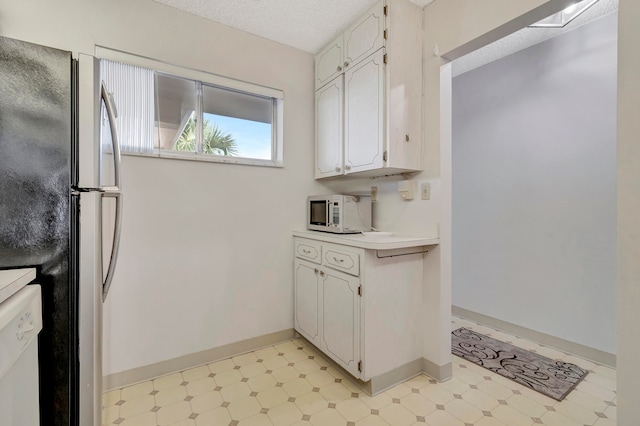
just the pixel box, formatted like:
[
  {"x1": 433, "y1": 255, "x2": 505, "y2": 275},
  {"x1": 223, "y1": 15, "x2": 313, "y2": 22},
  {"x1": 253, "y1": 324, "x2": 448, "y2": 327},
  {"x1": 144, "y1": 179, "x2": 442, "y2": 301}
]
[{"x1": 451, "y1": 327, "x2": 588, "y2": 401}]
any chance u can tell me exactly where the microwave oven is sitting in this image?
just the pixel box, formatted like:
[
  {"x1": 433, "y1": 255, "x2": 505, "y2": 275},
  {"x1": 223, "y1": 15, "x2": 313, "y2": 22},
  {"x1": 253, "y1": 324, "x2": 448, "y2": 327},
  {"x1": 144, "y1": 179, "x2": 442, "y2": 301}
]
[{"x1": 307, "y1": 195, "x2": 372, "y2": 234}]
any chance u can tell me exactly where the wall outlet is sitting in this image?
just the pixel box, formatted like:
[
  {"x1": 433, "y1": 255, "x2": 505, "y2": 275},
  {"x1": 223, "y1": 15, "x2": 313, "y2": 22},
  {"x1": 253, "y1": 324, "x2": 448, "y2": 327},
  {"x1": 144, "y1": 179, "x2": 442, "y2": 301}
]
[
  {"x1": 371, "y1": 186, "x2": 377, "y2": 202},
  {"x1": 421, "y1": 182, "x2": 431, "y2": 200}
]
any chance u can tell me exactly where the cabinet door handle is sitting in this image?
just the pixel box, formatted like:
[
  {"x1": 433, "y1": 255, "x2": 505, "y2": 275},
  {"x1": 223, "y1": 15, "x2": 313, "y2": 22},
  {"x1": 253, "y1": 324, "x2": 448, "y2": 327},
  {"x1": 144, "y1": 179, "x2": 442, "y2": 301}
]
[
  {"x1": 335, "y1": 166, "x2": 341, "y2": 173},
  {"x1": 345, "y1": 164, "x2": 352, "y2": 171},
  {"x1": 344, "y1": 61, "x2": 350, "y2": 68},
  {"x1": 302, "y1": 249, "x2": 311, "y2": 254},
  {"x1": 333, "y1": 257, "x2": 344, "y2": 263},
  {"x1": 314, "y1": 268, "x2": 319, "y2": 273},
  {"x1": 320, "y1": 271, "x2": 325, "y2": 277},
  {"x1": 337, "y1": 65, "x2": 342, "y2": 72}
]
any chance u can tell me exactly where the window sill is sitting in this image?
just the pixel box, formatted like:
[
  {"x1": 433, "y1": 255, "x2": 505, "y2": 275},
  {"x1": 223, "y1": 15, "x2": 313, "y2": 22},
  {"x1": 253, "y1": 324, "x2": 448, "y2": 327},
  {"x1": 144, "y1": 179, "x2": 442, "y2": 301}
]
[{"x1": 120, "y1": 150, "x2": 284, "y2": 168}]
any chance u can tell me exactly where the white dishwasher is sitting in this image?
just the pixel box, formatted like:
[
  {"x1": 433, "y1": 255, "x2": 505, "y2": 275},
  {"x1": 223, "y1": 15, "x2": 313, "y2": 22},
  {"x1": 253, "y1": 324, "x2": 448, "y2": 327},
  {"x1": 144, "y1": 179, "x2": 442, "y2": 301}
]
[{"x1": 0, "y1": 268, "x2": 42, "y2": 426}]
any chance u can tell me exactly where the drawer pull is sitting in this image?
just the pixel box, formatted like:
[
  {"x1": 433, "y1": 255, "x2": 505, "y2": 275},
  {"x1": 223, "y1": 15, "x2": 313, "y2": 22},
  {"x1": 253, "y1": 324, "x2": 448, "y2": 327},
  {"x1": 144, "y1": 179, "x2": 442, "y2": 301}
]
[
  {"x1": 320, "y1": 271, "x2": 325, "y2": 277},
  {"x1": 302, "y1": 249, "x2": 311, "y2": 254},
  {"x1": 333, "y1": 257, "x2": 344, "y2": 263},
  {"x1": 314, "y1": 268, "x2": 319, "y2": 273}
]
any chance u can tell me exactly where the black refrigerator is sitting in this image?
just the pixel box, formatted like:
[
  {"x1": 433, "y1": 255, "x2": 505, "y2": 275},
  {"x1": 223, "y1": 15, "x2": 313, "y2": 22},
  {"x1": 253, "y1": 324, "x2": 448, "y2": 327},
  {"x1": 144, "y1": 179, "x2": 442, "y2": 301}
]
[{"x1": 0, "y1": 36, "x2": 123, "y2": 426}]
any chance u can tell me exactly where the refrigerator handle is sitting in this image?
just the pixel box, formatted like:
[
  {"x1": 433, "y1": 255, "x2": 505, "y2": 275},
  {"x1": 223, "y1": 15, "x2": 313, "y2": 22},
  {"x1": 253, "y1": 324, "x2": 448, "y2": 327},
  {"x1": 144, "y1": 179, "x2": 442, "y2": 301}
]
[{"x1": 101, "y1": 81, "x2": 123, "y2": 301}]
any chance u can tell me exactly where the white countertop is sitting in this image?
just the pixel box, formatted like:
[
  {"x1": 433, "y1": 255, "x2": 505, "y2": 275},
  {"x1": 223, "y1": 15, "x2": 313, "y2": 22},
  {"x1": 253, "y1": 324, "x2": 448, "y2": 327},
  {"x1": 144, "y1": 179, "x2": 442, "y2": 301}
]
[
  {"x1": 0, "y1": 268, "x2": 36, "y2": 305},
  {"x1": 293, "y1": 230, "x2": 439, "y2": 250}
]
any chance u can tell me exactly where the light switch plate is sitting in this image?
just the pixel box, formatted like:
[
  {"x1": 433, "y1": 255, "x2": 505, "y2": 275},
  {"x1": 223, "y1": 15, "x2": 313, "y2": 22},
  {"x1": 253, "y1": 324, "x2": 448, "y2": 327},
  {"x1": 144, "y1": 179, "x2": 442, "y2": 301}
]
[
  {"x1": 421, "y1": 182, "x2": 431, "y2": 200},
  {"x1": 371, "y1": 186, "x2": 377, "y2": 202}
]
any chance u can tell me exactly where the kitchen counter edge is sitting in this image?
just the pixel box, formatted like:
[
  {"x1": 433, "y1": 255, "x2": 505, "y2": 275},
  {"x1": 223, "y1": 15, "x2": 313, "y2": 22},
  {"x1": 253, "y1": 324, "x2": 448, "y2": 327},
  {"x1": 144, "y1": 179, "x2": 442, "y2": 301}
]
[{"x1": 293, "y1": 230, "x2": 439, "y2": 251}]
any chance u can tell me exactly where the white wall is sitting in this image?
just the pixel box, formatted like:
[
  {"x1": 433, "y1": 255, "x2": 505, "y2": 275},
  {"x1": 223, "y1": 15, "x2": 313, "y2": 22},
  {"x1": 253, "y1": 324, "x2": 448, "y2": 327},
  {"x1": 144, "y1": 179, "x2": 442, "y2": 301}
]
[
  {"x1": 0, "y1": 0, "x2": 325, "y2": 376},
  {"x1": 451, "y1": 14, "x2": 617, "y2": 354}
]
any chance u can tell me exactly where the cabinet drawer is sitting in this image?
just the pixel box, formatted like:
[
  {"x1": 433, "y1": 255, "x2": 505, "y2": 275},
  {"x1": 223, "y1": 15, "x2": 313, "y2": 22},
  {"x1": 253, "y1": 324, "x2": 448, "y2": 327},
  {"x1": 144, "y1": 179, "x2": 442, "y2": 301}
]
[
  {"x1": 323, "y1": 245, "x2": 360, "y2": 276},
  {"x1": 295, "y1": 239, "x2": 322, "y2": 264}
]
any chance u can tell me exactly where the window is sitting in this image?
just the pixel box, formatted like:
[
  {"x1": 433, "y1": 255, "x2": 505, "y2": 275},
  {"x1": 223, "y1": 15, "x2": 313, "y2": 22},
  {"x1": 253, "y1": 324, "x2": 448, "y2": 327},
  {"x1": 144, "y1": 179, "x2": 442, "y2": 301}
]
[{"x1": 99, "y1": 54, "x2": 284, "y2": 167}]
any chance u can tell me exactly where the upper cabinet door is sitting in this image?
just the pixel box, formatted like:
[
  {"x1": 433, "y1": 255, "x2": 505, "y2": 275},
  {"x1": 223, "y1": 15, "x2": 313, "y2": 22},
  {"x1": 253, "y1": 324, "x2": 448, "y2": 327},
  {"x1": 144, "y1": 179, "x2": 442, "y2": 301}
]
[
  {"x1": 315, "y1": 76, "x2": 344, "y2": 179},
  {"x1": 315, "y1": 35, "x2": 344, "y2": 90},
  {"x1": 344, "y1": 49, "x2": 385, "y2": 175},
  {"x1": 343, "y1": 1, "x2": 385, "y2": 71}
]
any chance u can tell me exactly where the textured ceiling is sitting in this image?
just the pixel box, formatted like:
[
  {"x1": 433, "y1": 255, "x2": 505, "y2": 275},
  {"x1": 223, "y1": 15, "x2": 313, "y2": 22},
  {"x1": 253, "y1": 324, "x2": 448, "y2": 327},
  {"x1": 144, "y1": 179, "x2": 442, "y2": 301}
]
[
  {"x1": 452, "y1": 0, "x2": 618, "y2": 77},
  {"x1": 152, "y1": 0, "x2": 433, "y2": 54}
]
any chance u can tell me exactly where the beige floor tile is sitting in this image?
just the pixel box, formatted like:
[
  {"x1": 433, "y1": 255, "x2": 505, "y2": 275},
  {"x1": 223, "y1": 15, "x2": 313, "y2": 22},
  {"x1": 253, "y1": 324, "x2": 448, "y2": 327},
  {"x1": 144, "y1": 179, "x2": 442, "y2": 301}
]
[
  {"x1": 156, "y1": 400, "x2": 193, "y2": 426},
  {"x1": 355, "y1": 414, "x2": 390, "y2": 425},
  {"x1": 424, "y1": 409, "x2": 465, "y2": 426},
  {"x1": 290, "y1": 421, "x2": 313, "y2": 426},
  {"x1": 268, "y1": 402, "x2": 304, "y2": 426},
  {"x1": 418, "y1": 384, "x2": 455, "y2": 405},
  {"x1": 120, "y1": 394, "x2": 156, "y2": 419},
  {"x1": 554, "y1": 399, "x2": 599, "y2": 425},
  {"x1": 263, "y1": 355, "x2": 290, "y2": 371},
  {"x1": 182, "y1": 365, "x2": 211, "y2": 382},
  {"x1": 594, "y1": 417, "x2": 616, "y2": 426},
  {"x1": 398, "y1": 392, "x2": 436, "y2": 416},
  {"x1": 213, "y1": 369, "x2": 243, "y2": 387},
  {"x1": 208, "y1": 358, "x2": 235, "y2": 374},
  {"x1": 168, "y1": 419, "x2": 196, "y2": 426},
  {"x1": 326, "y1": 366, "x2": 346, "y2": 379},
  {"x1": 585, "y1": 371, "x2": 616, "y2": 391},
  {"x1": 240, "y1": 362, "x2": 267, "y2": 379},
  {"x1": 472, "y1": 416, "x2": 508, "y2": 426},
  {"x1": 283, "y1": 378, "x2": 313, "y2": 397},
  {"x1": 540, "y1": 410, "x2": 583, "y2": 426},
  {"x1": 603, "y1": 404, "x2": 616, "y2": 421},
  {"x1": 460, "y1": 389, "x2": 500, "y2": 411},
  {"x1": 514, "y1": 385, "x2": 557, "y2": 407},
  {"x1": 437, "y1": 377, "x2": 471, "y2": 395},
  {"x1": 233, "y1": 352, "x2": 258, "y2": 367},
  {"x1": 221, "y1": 382, "x2": 252, "y2": 402},
  {"x1": 284, "y1": 350, "x2": 310, "y2": 363},
  {"x1": 274, "y1": 341, "x2": 299, "y2": 354},
  {"x1": 506, "y1": 394, "x2": 547, "y2": 418},
  {"x1": 189, "y1": 390, "x2": 223, "y2": 415},
  {"x1": 155, "y1": 385, "x2": 188, "y2": 407},
  {"x1": 359, "y1": 392, "x2": 393, "y2": 410},
  {"x1": 445, "y1": 398, "x2": 484, "y2": 424},
  {"x1": 318, "y1": 382, "x2": 351, "y2": 402},
  {"x1": 295, "y1": 391, "x2": 329, "y2": 415},
  {"x1": 593, "y1": 364, "x2": 616, "y2": 380},
  {"x1": 304, "y1": 370, "x2": 334, "y2": 388},
  {"x1": 490, "y1": 404, "x2": 535, "y2": 426},
  {"x1": 273, "y1": 366, "x2": 303, "y2": 383},
  {"x1": 121, "y1": 381, "x2": 154, "y2": 401},
  {"x1": 257, "y1": 387, "x2": 290, "y2": 409},
  {"x1": 378, "y1": 402, "x2": 417, "y2": 426},
  {"x1": 103, "y1": 389, "x2": 122, "y2": 407},
  {"x1": 254, "y1": 346, "x2": 280, "y2": 360},
  {"x1": 119, "y1": 411, "x2": 157, "y2": 426},
  {"x1": 228, "y1": 396, "x2": 262, "y2": 420},
  {"x1": 248, "y1": 373, "x2": 278, "y2": 392},
  {"x1": 293, "y1": 359, "x2": 322, "y2": 375},
  {"x1": 576, "y1": 380, "x2": 617, "y2": 402},
  {"x1": 307, "y1": 407, "x2": 346, "y2": 426},
  {"x1": 455, "y1": 368, "x2": 487, "y2": 386},
  {"x1": 154, "y1": 373, "x2": 185, "y2": 391},
  {"x1": 475, "y1": 379, "x2": 514, "y2": 401},
  {"x1": 102, "y1": 404, "x2": 119, "y2": 424},
  {"x1": 564, "y1": 388, "x2": 608, "y2": 413},
  {"x1": 238, "y1": 413, "x2": 274, "y2": 426},
  {"x1": 384, "y1": 383, "x2": 412, "y2": 399},
  {"x1": 186, "y1": 377, "x2": 216, "y2": 397},
  {"x1": 194, "y1": 406, "x2": 231, "y2": 426},
  {"x1": 404, "y1": 374, "x2": 431, "y2": 390},
  {"x1": 335, "y1": 398, "x2": 370, "y2": 421}
]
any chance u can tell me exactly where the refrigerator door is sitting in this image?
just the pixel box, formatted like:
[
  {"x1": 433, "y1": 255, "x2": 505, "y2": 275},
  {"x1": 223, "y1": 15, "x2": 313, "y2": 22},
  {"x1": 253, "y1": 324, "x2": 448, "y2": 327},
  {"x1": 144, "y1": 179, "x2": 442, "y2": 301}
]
[
  {"x1": 77, "y1": 54, "x2": 125, "y2": 426},
  {"x1": 77, "y1": 54, "x2": 103, "y2": 426}
]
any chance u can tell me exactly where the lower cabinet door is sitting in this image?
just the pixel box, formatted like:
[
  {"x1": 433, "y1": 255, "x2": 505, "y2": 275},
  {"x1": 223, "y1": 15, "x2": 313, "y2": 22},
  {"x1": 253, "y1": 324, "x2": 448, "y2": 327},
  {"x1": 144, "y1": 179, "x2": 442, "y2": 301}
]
[
  {"x1": 294, "y1": 259, "x2": 320, "y2": 345},
  {"x1": 321, "y1": 269, "x2": 361, "y2": 378}
]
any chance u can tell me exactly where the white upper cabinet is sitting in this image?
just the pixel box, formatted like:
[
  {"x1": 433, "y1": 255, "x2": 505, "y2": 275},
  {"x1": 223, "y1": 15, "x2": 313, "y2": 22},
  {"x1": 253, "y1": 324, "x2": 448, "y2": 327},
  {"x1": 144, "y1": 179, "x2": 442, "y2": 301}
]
[
  {"x1": 314, "y1": 0, "x2": 423, "y2": 179},
  {"x1": 315, "y1": 2, "x2": 385, "y2": 91}
]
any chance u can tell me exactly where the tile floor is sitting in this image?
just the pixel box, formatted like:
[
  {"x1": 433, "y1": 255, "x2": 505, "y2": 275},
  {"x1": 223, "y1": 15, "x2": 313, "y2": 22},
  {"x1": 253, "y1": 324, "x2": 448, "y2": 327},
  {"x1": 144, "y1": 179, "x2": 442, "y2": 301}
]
[{"x1": 102, "y1": 317, "x2": 617, "y2": 426}]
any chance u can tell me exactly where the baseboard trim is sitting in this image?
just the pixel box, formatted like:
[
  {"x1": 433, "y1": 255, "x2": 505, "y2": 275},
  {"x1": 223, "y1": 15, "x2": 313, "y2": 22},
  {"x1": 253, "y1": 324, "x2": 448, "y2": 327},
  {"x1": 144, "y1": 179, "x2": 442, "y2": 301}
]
[
  {"x1": 452, "y1": 306, "x2": 616, "y2": 368},
  {"x1": 103, "y1": 328, "x2": 296, "y2": 391},
  {"x1": 422, "y1": 357, "x2": 453, "y2": 382}
]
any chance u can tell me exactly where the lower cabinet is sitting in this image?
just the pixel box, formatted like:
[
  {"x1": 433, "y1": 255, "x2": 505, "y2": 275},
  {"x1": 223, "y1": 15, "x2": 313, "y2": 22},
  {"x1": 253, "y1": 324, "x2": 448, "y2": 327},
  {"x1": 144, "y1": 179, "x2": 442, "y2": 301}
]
[{"x1": 294, "y1": 257, "x2": 361, "y2": 378}]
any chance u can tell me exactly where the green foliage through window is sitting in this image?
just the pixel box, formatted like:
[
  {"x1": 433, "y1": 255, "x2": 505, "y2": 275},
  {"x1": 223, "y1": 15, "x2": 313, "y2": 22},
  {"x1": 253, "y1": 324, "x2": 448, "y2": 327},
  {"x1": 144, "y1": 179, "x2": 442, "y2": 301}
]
[{"x1": 174, "y1": 116, "x2": 239, "y2": 156}]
